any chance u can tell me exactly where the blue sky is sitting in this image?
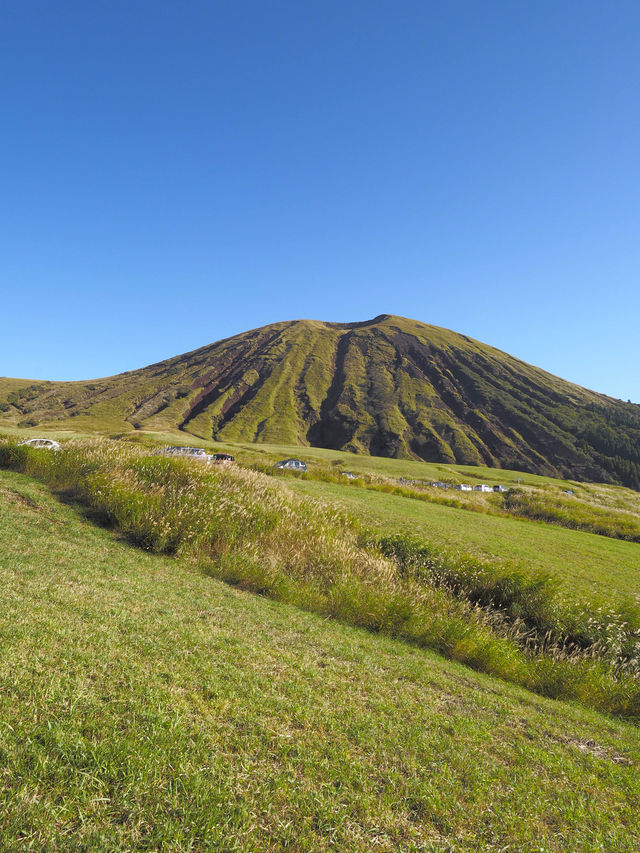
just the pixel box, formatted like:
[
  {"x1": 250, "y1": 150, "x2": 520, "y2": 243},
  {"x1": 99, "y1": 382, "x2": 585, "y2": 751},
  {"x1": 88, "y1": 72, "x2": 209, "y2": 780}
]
[{"x1": 1, "y1": 1, "x2": 639, "y2": 401}]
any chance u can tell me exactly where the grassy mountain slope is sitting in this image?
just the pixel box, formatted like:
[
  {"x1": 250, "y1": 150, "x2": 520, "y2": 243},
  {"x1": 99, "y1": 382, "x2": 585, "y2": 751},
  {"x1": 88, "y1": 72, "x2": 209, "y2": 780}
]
[
  {"x1": 2, "y1": 314, "x2": 640, "y2": 486},
  {"x1": 1, "y1": 468, "x2": 639, "y2": 851}
]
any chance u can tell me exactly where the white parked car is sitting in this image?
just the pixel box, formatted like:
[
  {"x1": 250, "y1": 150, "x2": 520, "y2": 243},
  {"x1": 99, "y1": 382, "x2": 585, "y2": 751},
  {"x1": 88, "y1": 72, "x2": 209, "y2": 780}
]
[
  {"x1": 18, "y1": 438, "x2": 61, "y2": 451},
  {"x1": 274, "y1": 459, "x2": 307, "y2": 472},
  {"x1": 155, "y1": 446, "x2": 213, "y2": 462}
]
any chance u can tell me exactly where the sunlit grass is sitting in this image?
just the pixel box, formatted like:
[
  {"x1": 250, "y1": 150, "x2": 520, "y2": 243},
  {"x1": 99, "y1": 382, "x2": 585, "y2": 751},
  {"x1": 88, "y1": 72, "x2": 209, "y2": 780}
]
[
  {"x1": 1, "y1": 469, "x2": 639, "y2": 851},
  {"x1": 285, "y1": 478, "x2": 640, "y2": 601},
  {"x1": 2, "y1": 438, "x2": 639, "y2": 720}
]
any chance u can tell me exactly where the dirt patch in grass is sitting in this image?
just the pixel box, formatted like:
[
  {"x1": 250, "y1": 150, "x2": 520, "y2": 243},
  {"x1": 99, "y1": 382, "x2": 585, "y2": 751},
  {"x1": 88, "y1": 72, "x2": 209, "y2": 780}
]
[
  {"x1": 0, "y1": 486, "x2": 40, "y2": 511},
  {"x1": 548, "y1": 733, "x2": 634, "y2": 766}
]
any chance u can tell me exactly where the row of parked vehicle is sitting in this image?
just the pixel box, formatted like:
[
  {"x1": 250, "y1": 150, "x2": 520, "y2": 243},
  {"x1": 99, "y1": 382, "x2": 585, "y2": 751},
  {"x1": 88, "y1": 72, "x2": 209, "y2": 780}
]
[
  {"x1": 17, "y1": 439, "x2": 309, "y2": 475},
  {"x1": 155, "y1": 446, "x2": 235, "y2": 464},
  {"x1": 155, "y1": 449, "x2": 311, "y2": 473},
  {"x1": 12, "y1": 442, "x2": 517, "y2": 493},
  {"x1": 397, "y1": 477, "x2": 508, "y2": 493}
]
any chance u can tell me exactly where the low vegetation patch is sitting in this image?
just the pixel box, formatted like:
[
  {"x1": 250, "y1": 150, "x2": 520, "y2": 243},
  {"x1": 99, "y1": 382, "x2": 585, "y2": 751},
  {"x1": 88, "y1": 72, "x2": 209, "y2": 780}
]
[
  {"x1": 505, "y1": 487, "x2": 640, "y2": 541},
  {"x1": 375, "y1": 535, "x2": 640, "y2": 674},
  {"x1": 1, "y1": 438, "x2": 639, "y2": 720}
]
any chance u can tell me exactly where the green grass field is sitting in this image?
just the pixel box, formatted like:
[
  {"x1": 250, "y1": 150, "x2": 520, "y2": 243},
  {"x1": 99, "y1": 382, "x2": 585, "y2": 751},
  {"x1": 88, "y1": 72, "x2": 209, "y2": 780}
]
[
  {"x1": 285, "y1": 478, "x2": 640, "y2": 601},
  {"x1": 1, "y1": 468, "x2": 639, "y2": 852},
  {"x1": 3, "y1": 427, "x2": 640, "y2": 603}
]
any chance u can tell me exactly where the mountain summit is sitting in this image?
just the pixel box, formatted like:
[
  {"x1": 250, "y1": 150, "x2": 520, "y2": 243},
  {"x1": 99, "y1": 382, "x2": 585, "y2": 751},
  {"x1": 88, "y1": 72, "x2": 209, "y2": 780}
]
[{"x1": 2, "y1": 314, "x2": 639, "y2": 487}]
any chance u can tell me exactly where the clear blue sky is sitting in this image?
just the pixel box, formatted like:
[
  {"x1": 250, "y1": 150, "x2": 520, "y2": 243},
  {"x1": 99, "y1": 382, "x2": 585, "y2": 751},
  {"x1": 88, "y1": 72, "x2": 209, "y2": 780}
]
[{"x1": 1, "y1": 1, "x2": 639, "y2": 402}]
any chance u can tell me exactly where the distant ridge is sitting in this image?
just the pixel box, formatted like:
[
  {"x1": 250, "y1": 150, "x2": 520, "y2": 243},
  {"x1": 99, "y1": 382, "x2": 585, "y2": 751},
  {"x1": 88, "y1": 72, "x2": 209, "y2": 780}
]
[{"x1": 2, "y1": 314, "x2": 639, "y2": 488}]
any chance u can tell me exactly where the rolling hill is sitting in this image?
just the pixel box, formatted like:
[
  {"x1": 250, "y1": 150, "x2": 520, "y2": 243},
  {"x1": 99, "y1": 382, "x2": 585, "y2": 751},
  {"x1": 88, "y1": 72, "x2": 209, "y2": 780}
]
[{"x1": 2, "y1": 314, "x2": 640, "y2": 487}]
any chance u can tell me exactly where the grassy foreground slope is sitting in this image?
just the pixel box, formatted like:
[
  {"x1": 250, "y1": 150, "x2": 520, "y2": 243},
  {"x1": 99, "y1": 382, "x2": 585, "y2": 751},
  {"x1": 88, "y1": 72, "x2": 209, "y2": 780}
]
[
  {"x1": 0, "y1": 469, "x2": 639, "y2": 852},
  {"x1": 2, "y1": 313, "x2": 640, "y2": 488}
]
